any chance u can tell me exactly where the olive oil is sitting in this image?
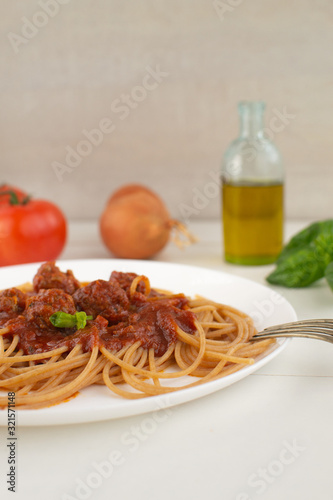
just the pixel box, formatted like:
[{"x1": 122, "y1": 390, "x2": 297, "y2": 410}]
[
  {"x1": 222, "y1": 181, "x2": 283, "y2": 265},
  {"x1": 221, "y1": 101, "x2": 284, "y2": 265}
]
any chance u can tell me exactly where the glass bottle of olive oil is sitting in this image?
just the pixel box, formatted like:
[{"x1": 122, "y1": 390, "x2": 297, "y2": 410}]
[{"x1": 221, "y1": 101, "x2": 284, "y2": 265}]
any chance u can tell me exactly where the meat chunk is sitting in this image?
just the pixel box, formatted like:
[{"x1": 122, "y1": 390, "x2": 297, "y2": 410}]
[
  {"x1": 33, "y1": 261, "x2": 80, "y2": 295},
  {"x1": 0, "y1": 288, "x2": 26, "y2": 327},
  {"x1": 25, "y1": 289, "x2": 76, "y2": 330},
  {"x1": 110, "y1": 271, "x2": 160, "y2": 300},
  {"x1": 73, "y1": 279, "x2": 130, "y2": 324},
  {"x1": 110, "y1": 271, "x2": 137, "y2": 290}
]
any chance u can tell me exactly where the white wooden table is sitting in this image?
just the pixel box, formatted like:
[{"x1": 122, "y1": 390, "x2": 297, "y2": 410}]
[{"x1": 1, "y1": 219, "x2": 332, "y2": 500}]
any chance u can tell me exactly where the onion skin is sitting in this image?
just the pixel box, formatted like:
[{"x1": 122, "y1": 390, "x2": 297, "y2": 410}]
[
  {"x1": 100, "y1": 185, "x2": 172, "y2": 259},
  {"x1": 107, "y1": 184, "x2": 155, "y2": 204}
]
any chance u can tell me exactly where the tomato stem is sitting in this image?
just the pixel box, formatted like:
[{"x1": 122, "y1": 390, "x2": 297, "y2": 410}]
[
  {"x1": 0, "y1": 190, "x2": 30, "y2": 205},
  {"x1": 22, "y1": 195, "x2": 31, "y2": 205}
]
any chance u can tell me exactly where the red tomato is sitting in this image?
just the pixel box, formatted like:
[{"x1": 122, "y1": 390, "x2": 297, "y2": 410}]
[{"x1": 0, "y1": 197, "x2": 67, "y2": 267}]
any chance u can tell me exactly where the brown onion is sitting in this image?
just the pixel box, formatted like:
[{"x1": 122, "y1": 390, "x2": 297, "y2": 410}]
[{"x1": 99, "y1": 184, "x2": 195, "y2": 259}]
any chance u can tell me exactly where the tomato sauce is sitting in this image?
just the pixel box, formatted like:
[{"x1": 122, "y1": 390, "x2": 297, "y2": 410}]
[{"x1": 2, "y1": 262, "x2": 197, "y2": 357}]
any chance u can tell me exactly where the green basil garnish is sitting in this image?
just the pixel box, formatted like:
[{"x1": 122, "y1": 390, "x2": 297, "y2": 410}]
[{"x1": 49, "y1": 311, "x2": 93, "y2": 329}]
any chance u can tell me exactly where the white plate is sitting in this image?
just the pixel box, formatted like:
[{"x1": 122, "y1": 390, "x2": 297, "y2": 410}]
[{"x1": 0, "y1": 259, "x2": 296, "y2": 426}]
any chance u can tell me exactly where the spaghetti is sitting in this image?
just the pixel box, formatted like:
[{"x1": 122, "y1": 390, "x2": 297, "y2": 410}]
[{"x1": 0, "y1": 261, "x2": 274, "y2": 409}]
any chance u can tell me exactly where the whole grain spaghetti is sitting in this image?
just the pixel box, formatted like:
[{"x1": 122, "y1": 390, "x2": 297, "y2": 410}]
[{"x1": 0, "y1": 262, "x2": 274, "y2": 409}]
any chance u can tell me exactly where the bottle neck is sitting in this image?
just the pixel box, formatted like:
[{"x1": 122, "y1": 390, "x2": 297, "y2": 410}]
[{"x1": 238, "y1": 101, "x2": 265, "y2": 139}]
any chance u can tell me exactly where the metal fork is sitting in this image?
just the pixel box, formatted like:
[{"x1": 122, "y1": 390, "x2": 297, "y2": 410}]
[{"x1": 252, "y1": 319, "x2": 333, "y2": 344}]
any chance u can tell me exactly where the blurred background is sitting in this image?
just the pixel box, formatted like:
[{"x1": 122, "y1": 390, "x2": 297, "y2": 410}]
[{"x1": 1, "y1": 0, "x2": 332, "y2": 222}]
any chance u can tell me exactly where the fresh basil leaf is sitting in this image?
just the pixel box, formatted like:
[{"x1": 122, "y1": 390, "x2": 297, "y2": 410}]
[
  {"x1": 75, "y1": 311, "x2": 90, "y2": 329},
  {"x1": 50, "y1": 312, "x2": 76, "y2": 328},
  {"x1": 277, "y1": 220, "x2": 333, "y2": 264},
  {"x1": 49, "y1": 311, "x2": 93, "y2": 329},
  {"x1": 267, "y1": 248, "x2": 328, "y2": 287},
  {"x1": 325, "y1": 262, "x2": 333, "y2": 292},
  {"x1": 267, "y1": 219, "x2": 333, "y2": 288}
]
